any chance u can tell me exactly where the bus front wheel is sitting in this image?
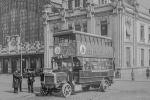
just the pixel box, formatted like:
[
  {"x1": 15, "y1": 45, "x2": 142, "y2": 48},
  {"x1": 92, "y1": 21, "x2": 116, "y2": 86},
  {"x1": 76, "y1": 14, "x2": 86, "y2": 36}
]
[{"x1": 61, "y1": 83, "x2": 72, "y2": 97}]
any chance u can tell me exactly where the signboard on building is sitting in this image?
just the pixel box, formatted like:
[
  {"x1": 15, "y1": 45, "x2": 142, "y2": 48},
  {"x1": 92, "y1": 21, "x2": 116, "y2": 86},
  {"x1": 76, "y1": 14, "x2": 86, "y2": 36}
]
[{"x1": 6, "y1": 35, "x2": 20, "y2": 53}]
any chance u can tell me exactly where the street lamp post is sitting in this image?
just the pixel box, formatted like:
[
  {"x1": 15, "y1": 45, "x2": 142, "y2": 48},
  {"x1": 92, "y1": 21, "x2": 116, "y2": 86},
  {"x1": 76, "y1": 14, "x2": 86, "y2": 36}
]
[{"x1": 20, "y1": 33, "x2": 22, "y2": 77}]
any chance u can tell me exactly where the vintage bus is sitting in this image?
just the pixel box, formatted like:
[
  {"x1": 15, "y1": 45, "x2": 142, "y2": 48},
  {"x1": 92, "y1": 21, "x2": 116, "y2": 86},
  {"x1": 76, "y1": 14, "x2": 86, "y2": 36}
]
[{"x1": 40, "y1": 30, "x2": 114, "y2": 97}]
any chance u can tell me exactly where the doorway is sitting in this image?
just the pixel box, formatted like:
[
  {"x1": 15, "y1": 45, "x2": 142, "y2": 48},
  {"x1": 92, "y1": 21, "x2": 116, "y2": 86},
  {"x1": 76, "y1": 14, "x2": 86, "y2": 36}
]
[
  {"x1": 3, "y1": 58, "x2": 8, "y2": 73},
  {"x1": 11, "y1": 58, "x2": 17, "y2": 73}
]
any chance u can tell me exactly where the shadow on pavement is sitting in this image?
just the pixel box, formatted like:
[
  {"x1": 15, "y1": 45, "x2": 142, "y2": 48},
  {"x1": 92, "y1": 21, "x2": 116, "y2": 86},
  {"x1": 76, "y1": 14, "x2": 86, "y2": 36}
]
[{"x1": 4, "y1": 90, "x2": 14, "y2": 93}]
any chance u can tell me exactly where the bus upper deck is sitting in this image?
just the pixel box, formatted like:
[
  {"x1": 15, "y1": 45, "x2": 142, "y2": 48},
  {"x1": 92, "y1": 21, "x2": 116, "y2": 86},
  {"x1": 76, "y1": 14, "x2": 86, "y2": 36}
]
[{"x1": 53, "y1": 30, "x2": 113, "y2": 58}]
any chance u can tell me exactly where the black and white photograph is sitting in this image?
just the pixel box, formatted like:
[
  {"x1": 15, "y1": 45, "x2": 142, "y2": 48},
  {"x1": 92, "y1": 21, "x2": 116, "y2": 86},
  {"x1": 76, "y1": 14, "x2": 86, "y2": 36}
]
[{"x1": 0, "y1": 0, "x2": 150, "y2": 100}]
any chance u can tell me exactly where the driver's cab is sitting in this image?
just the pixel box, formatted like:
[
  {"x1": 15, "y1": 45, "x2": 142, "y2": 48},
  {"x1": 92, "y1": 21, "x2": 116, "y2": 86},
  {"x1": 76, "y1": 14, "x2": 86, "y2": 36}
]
[{"x1": 51, "y1": 56, "x2": 82, "y2": 84}]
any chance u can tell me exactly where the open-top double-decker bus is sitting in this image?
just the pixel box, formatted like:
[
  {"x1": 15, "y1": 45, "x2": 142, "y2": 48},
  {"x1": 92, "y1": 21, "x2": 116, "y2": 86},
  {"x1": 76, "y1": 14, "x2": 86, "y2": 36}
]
[{"x1": 40, "y1": 30, "x2": 114, "y2": 97}]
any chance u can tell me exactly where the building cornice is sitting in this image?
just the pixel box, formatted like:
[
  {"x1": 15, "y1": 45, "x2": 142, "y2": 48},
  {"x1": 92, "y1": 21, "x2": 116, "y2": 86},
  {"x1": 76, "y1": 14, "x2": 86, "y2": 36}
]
[
  {"x1": 46, "y1": 4, "x2": 114, "y2": 23},
  {"x1": 123, "y1": 3, "x2": 150, "y2": 24}
]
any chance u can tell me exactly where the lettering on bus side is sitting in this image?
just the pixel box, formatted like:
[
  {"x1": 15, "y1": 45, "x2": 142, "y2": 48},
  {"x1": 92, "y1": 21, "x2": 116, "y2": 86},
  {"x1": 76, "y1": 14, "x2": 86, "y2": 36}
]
[{"x1": 80, "y1": 44, "x2": 86, "y2": 55}]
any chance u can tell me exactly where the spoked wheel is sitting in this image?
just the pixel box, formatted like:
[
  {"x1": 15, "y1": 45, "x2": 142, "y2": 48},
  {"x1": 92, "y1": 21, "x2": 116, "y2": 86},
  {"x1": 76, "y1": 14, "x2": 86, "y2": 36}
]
[
  {"x1": 40, "y1": 88, "x2": 49, "y2": 96},
  {"x1": 104, "y1": 79, "x2": 110, "y2": 88},
  {"x1": 61, "y1": 83, "x2": 72, "y2": 97},
  {"x1": 98, "y1": 79, "x2": 107, "y2": 92}
]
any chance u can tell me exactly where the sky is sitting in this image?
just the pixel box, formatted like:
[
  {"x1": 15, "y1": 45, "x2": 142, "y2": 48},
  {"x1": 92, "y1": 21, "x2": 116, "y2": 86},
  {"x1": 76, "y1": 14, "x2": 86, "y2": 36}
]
[{"x1": 137, "y1": 0, "x2": 150, "y2": 9}]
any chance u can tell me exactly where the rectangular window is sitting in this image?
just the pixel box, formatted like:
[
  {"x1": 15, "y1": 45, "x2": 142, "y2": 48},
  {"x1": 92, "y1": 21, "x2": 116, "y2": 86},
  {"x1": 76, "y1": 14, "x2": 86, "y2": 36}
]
[
  {"x1": 140, "y1": 25, "x2": 145, "y2": 41},
  {"x1": 82, "y1": 22, "x2": 87, "y2": 32},
  {"x1": 101, "y1": 20, "x2": 108, "y2": 36},
  {"x1": 148, "y1": 28, "x2": 150, "y2": 42},
  {"x1": 68, "y1": 0, "x2": 73, "y2": 9},
  {"x1": 126, "y1": 47, "x2": 131, "y2": 67},
  {"x1": 75, "y1": 24, "x2": 81, "y2": 31},
  {"x1": 141, "y1": 49, "x2": 144, "y2": 66},
  {"x1": 68, "y1": 23, "x2": 73, "y2": 30},
  {"x1": 75, "y1": 0, "x2": 80, "y2": 7}
]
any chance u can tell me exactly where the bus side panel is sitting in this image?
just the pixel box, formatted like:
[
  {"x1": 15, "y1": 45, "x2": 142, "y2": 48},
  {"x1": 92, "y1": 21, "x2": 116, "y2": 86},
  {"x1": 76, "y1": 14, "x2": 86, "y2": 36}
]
[
  {"x1": 78, "y1": 70, "x2": 112, "y2": 84},
  {"x1": 76, "y1": 41, "x2": 85, "y2": 57},
  {"x1": 76, "y1": 41, "x2": 113, "y2": 58}
]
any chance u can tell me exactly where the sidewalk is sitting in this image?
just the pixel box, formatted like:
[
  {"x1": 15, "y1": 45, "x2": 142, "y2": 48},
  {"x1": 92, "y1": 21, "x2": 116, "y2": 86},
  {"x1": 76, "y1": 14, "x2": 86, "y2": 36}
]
[
  {"x1": 114, "y1": 78, "x2": 150, "y2": 82},
  {"x1": 0, "y1": 74, "x2": 41, "y2": 99}
]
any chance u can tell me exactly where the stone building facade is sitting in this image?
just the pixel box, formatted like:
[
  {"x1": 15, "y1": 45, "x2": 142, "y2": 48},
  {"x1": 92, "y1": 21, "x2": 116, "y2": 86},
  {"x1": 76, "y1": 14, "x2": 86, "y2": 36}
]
[
  {"x1": 0, "y1": 0, "x2": 61, "y2": 73},
  {"x1": 0, "y1": 0, "x2": 150, "y2": 80},
  {"x1": 43, "y1": 0, "x2": 150, "y2": 80}
]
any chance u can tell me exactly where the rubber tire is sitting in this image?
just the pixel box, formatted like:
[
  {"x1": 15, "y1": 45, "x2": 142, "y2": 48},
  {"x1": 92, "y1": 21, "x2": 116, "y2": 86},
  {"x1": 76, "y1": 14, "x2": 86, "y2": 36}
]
[
  {"x1": 61, "y1": 83, "x2": 72, "y2": 98},
  {"x1": 40, "y1": 88, "x2": 49, "y2": 96}
]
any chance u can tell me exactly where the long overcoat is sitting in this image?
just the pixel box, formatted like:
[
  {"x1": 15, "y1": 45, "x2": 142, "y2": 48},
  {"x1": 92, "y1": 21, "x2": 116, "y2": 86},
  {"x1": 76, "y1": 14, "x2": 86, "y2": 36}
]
[{"x1": 12, "y1": 72, "x2": 19, "y2": 89}]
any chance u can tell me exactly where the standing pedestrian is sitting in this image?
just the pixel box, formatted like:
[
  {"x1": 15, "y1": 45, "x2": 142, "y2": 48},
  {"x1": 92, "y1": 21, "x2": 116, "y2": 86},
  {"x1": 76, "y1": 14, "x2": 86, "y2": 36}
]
[
  {"x1": 27, "y1": 71, "x2": 35, "y2": 93},
  {"x1": 18, "y1": 71, "x2": 22, "y2": 92},
  {"x1": 146, "y1": 68, "x2": 150, "y2": 79},
  {"x1": 131, "y1": 69, "x2": 134, "y2": 81},
  {"x1": 12, "y1": 70, "x2": 19, "y2": 93}
]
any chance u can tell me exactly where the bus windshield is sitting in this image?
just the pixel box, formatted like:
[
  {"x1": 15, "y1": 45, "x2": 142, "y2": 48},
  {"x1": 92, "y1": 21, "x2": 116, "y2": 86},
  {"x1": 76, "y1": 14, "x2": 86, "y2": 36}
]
[
  {"x1": 54, "y1": 34, "x2": 75, "y2": 44},
  {"x1": 52, "y1": 58, "x2": 73, "y2": 71}
]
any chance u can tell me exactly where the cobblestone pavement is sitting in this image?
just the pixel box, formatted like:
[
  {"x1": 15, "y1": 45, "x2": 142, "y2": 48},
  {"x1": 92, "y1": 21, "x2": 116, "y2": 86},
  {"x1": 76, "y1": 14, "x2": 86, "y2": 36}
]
[{"x1": 0, "y1": 74, "x2": 150, "y2": 100}]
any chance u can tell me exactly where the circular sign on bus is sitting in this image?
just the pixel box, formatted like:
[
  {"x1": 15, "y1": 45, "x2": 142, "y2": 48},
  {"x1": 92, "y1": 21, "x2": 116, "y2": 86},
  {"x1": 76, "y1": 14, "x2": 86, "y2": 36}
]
[
  {"x1": 80, "y1": 44, "x2": 86, "y2": 55},
  {"x1": 55, "y1": 46, "x2": 61, "y2": 54}
]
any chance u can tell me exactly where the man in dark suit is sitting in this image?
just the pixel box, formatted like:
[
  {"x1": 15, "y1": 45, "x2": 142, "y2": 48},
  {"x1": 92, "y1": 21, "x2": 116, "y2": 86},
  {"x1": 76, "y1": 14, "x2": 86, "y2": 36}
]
[
  {"x1": 18, "y1": 71, "x2": 22, "y2": 92},
  {"x1": 13, "y1": 70, "x2": 19, "y2": 93},
  {"x1": 27, "y1": 71, "x2": 35, "y2": 93}
]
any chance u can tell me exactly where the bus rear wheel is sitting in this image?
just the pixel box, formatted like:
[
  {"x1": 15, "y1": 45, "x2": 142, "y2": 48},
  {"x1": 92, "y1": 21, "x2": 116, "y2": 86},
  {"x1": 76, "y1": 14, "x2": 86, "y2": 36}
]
[
  {"x1": 40, "y1": 88, "x2": 49, "y2": 96},
  {"x1": 98, "y1": 79, "x2": 107, "y2": 92},
  {"x1": 104, "y1": 78, "x2": 110, "y2": 88},
  {"x1": 61, "y1": 83, "x2": 72, "y2": 97}
]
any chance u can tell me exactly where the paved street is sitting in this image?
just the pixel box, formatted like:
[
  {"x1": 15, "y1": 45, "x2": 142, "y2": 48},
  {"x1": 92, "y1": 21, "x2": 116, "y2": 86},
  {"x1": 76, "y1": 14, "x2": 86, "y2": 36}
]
[{"x1": 0, "y1": 74, "x2": 150, "y2": 100}]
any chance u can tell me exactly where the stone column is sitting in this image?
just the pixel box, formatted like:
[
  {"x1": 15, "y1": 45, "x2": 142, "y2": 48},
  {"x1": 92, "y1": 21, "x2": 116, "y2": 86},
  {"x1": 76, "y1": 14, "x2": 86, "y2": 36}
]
[
  {"x1": 133, "y1": 12, "x2": 138, "y2": 68},
  {"x1": 43, "y1": 5, "x2": 54, "y2": 69},
  {"x1": 8, "y1": 58, "x2": 12, "y2": 73},
  {"x1": 112, "y1": 1, "x2": 124, "y2": 69}
]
